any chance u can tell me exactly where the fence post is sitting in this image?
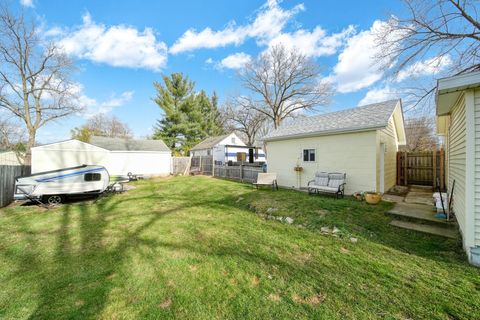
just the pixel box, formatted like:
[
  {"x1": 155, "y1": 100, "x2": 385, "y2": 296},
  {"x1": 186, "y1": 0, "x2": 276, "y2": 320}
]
[
  {"x1": 403, "y1": 151, "x2": 408, "y2": 186},
  {"x1": 212, "y1": 156, "x2": 215, "y2": 177},
  {"x1": 396, "y1": 152, "x2": 400, "y2": 185},
  {"x1": 440, "y1": 148, "x2": 445, "y2": 190},
  {"x1": 432, "y1": 148, "x2": 437, "y2": 189},
  {"x1": 240, "y1": 165, "x2": 243, "y2": 182}
]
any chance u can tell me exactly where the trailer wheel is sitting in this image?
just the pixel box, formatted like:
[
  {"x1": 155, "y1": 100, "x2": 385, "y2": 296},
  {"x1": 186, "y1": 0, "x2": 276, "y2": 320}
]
[{"x1": 43, "y1": 195, "x2": 63, "y2": 205}]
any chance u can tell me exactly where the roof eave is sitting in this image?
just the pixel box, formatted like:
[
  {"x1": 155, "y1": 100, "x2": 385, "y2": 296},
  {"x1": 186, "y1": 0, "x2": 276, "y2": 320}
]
[
  {"x1": 436, "y1": 71, "x2": 480, "y2": 115},
  {"x1": 262, "y1": 126, "x2": 385, "y2": 142}
]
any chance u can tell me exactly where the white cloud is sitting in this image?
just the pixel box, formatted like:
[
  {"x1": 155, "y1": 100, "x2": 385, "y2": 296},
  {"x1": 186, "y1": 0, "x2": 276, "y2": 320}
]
[
  {"x1": 72, "y1": 83, "x2": 134, "y2": 117},
  {"x1": 219, "y1": 52, "x2": 251, "y2": 69},
  {"x1": 170, "y1": 0, "x2": 304, "y2": 54},
  {"x1": 20, "y1": 0, "x2": 34, "y2": 7},
  {"x1": 396, "y1": 55, "x2": 452, "y2": 82},
  {"x1": 205, "y1": 57, "x2": 214, "y2": 64},
  {"x1": 358, "y1": 85, "x2": 397, "y2": 106},
  {"x1": 267, "y1": 25, "x2": 354, "y2": 58},
  {"x1": 56, "y1": 13, "x2": 167, "y2": 71},
  {"x1": 329, "y1": 20, "x2": 398, "y2": 93}
]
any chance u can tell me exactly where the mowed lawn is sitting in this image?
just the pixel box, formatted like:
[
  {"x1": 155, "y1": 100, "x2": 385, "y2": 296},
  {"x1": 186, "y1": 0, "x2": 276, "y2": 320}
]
[{"x1": 0, "y1": 177, "x2": 479, "y2": 319}]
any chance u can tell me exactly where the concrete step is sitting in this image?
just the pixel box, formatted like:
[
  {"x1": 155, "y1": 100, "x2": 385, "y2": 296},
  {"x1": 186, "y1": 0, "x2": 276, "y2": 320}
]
[
  {"x1": 386, "y1": 202, "x2": 456, "y2": 228},
  {"x1": 389, "y1": 219, "x2": 458, "y2": 239},
  {"x1": 404, "y1": 189, "x2": 435, "y2": 206}
]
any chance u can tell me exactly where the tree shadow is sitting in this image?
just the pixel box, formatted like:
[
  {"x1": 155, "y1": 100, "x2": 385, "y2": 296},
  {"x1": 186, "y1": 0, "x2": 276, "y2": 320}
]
[{"x1": 0, "y1": 177, "x2": 476, "y2": 319}]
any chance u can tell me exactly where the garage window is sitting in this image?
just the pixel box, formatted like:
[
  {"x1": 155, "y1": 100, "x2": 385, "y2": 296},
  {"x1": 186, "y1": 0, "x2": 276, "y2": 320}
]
[
  {"x1": 303, "y1": 149, "x2": 315, "y2": 162},
  {"x1": 84, "y1": 173, "x2": 101, "y2": 181}
]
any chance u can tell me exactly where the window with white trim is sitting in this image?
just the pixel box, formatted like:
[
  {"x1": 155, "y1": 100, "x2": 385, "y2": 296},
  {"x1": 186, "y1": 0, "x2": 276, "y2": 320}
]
[{"x1": 303, "y1": 149, "x2": 315, "y2": 162}]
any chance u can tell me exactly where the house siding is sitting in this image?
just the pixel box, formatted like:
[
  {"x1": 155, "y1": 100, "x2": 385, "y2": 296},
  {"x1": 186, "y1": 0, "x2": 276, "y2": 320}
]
[
  {"x1": 32, "y1": 140, "x2": 172, "y2": 177},
  {"x1": 474, "y1": 89, "x2": 480, "y2": 246},
  {"x1": 377, "y1": 117, "x2": 399, "y2": 192},
  {"x1": 448, "y1": 94, "x2": 467, "y2": 240},
  {"x1": 265, "y1": 130, "x2": 377, "y2": 195}
]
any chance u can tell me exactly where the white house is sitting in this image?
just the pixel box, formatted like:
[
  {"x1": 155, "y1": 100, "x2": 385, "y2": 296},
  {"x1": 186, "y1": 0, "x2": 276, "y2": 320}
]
[
  {"x1": 31, "y1": 136, "x2": 172, "y2": 177},
  {"x1": 190, "y1": 132, "x2": 266, "y2": 165},
  {"x1": 261, "y1": 100, "x2": 406, "y2": 195},
  {"x1": 0, "y1": 151, "x2": 23, "y2": 165},
  {"x1": 435, "y1": 71, "x2": 480, "y2": 266}
]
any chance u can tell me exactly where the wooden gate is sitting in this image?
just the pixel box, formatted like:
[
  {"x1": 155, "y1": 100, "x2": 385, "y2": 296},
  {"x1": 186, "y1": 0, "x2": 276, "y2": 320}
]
[{"x1": 397, "y1": 149, "x2": 445, "y2": 189}]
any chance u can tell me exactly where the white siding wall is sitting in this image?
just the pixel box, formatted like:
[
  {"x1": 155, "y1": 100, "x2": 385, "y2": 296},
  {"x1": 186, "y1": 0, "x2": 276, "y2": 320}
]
[
  {"x1": 218, "y1": 133, "x2": 246, "y2": 146},
  {"x1": 191, "y1": 149, "x2": 210, "y2": 157},
  {"x1": 105, "y1": 152, "x2": 171, "y2": 176},
  {"x1": 32, "y1": 140, "x2": 172, "y2": 177},
  {"x1": 32, "y1": 140, "x2": 109, "y2": 173},
  {"x1": 448, "y1": 95, "x2": 467, "y2": 239},
  {"x1": 376, "y1": 117, "x2": 399, "y2": 192},
  {"x1": 265, "y1": 131, "x2": 377, "y2": 194},
  {"x1": 474, "y1": 89, "x2": 480, "y2": 246},
  {"x1": 0, "y1": 151, "x2": 23, "y2": 165}
]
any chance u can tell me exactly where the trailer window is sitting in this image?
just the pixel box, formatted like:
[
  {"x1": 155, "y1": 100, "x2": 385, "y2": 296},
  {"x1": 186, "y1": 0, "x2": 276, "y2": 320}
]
[{"x1": 84, "y1": 173, "x2": 101, "y2": 181}]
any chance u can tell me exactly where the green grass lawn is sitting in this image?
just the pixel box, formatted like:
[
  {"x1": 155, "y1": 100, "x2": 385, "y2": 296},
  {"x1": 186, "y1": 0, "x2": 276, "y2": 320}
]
[{"x1": 0, "y1": 176, "x2": 479, "y2": 319}]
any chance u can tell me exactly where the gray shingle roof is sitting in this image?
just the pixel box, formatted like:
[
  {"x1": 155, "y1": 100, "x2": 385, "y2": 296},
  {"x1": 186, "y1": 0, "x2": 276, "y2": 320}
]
[
  {"x1": 89, "y1": 136, "x2": 170, "y2": 152},
  {"x1": 261, "y1": 100, "x2": 400, "y2": 141},
  {"x1": 191, "y1": 134, "x2": 231, "y2": 151}
]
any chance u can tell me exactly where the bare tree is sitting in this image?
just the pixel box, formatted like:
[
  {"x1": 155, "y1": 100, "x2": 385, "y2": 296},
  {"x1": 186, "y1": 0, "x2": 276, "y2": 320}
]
[
  {"x1": 223, "y1": 98, "x2": 268, "y2": 146},
  {"x1": 375, "y1": 0, "x2": 480, "y2": 110},
  {"x1": 238, "y1": 44, "x2": 332, "y2": 129},
  {"x1": 71, "y1": 114, "x2": 132, "y2": 142},
  {"x1": 0, "y1": 117, "x2": 24, "y2": 148},
  {"x1": 403, "y1": 116, "x2": 438, "y2": 151},
  {"x1": 0, "y1": 6, "x2": 79, "y2": 164}
]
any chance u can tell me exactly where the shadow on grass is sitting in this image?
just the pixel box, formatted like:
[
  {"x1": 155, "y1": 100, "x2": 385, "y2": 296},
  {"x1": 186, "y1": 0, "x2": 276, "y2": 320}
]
[
  {"x1": 0, "y1": 180, "x2": 259, "y2": 318},
  {"x1": 0, "y1": 177, "x2": 474, "y2": 319}
]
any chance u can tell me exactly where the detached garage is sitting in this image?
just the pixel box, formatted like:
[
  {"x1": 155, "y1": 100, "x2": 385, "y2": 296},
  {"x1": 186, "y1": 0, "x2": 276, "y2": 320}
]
[
  {"x1": 32, "y1": 136, "x2": 172, "y2": 177},
  {"x1": 262, "y1": 100, "x2": 406, "y2": 195}
]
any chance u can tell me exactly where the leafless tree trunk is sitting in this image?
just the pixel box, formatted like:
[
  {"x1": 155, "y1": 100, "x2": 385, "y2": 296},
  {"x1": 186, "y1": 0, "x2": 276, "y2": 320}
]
[
  {"x1": 238, "y1": 44, "x2": 332, "y2": 129},
  {"x1": 375, "y1": 0, "x2": 480, "y2": 111},
  {"x1": 223, "y1": 98, "x2": 268, "y2": 146},
  {"x1": 0, "y1": 6, "x2": 79, "y2": 164}
]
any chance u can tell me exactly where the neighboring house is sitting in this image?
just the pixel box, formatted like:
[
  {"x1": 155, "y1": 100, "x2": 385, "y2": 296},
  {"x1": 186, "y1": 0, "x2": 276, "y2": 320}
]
[
  {"x1": 261, "y1": 100, "x2": 406, "y2": 195},
  {"x1": 435, "y1": 71, "x2": 480, "y2": 266},
  {"x1": 0, "y1": 151, "x2": 23, "y2": 165},
  {"x1": 31, "y1": 136, "x2": 171, "y2": 176},
  {"x1": 190, "y1": 132, "x2": 266, "y2": 165}
]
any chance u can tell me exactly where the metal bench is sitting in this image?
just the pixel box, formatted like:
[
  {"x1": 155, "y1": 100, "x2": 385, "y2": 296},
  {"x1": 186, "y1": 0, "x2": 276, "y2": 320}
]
[
  {"x1": 307, "y1": 172, "x2": 346, "y2": 199},
  {"x1": 253, "y1": 173, "x2": 278, "y2": 190}
]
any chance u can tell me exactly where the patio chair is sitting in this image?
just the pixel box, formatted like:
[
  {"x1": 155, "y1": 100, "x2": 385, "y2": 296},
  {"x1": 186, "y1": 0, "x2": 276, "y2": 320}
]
[
  {"x1": 308, "y1": 172, "x2": 346, "y2": 199},
  {"x1": 253, "y1": 173, "x2": 278, "y2": 190}
]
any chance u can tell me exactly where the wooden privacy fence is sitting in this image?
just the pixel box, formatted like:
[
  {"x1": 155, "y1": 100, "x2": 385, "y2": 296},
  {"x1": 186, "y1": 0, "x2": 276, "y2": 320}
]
[
  {"x1": 214, "y1": 165, "x2": 263, "y2": 183},
  {"x1": 190, "y1": 155, "x2": 213, "y2": 175},
  {"x1": 172, "y1": 156, "x2": 191, "y2": 175},
  {"x1": 397, "y1": 150, "x2": 445, "y2": 189},
  {"x1": 1, "y1": 165, "x2": 31, "y2": 207}
]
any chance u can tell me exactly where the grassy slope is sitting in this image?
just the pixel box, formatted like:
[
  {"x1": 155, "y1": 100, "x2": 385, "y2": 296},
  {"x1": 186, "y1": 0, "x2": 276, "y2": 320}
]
[{"x1": 0, "y1": 176, "x2": 479, "y2": 319}]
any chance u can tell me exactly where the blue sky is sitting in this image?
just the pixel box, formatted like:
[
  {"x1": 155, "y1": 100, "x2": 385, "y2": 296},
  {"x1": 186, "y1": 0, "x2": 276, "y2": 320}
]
[{"x1": 14, "y1": 0, "x2": 448, "y2": 143}]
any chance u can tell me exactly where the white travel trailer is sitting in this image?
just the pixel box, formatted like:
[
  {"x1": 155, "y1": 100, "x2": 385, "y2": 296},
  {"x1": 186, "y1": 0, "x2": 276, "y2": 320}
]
[{"x1": 14, "y1": 165, "x2": 110, "y2": 204}]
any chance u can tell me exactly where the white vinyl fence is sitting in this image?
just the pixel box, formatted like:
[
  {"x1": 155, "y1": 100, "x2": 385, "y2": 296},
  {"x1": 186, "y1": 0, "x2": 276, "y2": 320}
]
[{"x1": 1, "y1": 165, "x2": 31, "y2": 207}]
